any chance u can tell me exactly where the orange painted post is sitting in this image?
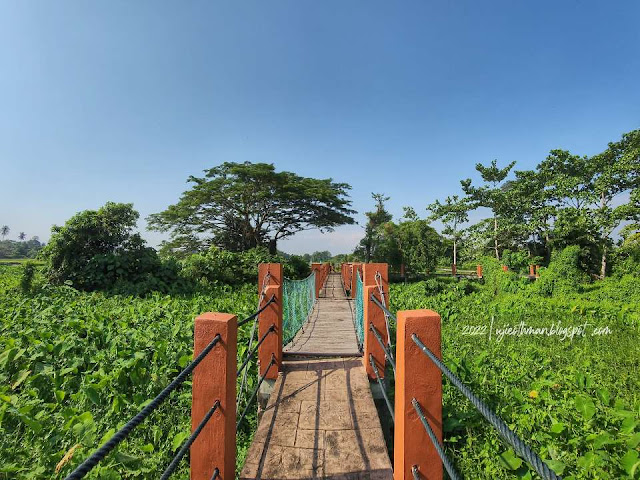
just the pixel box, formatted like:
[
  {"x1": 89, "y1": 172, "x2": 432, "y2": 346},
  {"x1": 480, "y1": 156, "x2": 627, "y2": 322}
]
[
  {"x1": 477, "y1": 265, "x2": 483, "y2": 278},
  {"x1": 502, "y1": 265, "x2": 508, "y2": 272},
  {"x1": 451, "y1": 264, "x2": 457, "y2": 276},
  {"x1": 258, "y1": 263, "x2": 282, "y2": 379},
  {"x1": 350, "y1": 262, "x2": 360, "y2": 299},
  {"x1": 535, "y1": 265, "x2": 540, "y2": 277},
  {"x1": 311, "y1": 263, "x2": 322, "y2": 298},
  {"x1": 529, "y1": 265, "x2": 535, "y2": 276},
  {"x1": 191, "y1": 313, "x2": 237, "y2": 480},
  {"x1": 394, "y1": 309, "x2": 443, "y2": 480},
  {"x1": 362, "y1": 263, "x2": 388, "y2": 379}
]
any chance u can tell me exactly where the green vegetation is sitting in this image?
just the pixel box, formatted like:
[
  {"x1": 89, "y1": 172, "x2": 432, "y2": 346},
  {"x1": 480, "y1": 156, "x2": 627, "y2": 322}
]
[
  {"x1": 0, "y1": 264, "x2": 263, "y2": 479},
  {"x1": 389, "y1": 254, "x2": 640, "y2": 479}
]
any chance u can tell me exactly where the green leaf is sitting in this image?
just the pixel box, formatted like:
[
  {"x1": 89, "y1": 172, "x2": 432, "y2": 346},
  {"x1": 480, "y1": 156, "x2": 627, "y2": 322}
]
[
  {"x1": 550, "y1": 422, "x2": 566, "y2": 434},
  {"x1": 596, "y1": 387, "x2": 610, "y2": 405},
  {"x1": 172, "y1": 431, "x2": 189, "y2": 451},
  {"x1": 620, "y1": 417, "x2": 638, "y2": 435},
  {"x1": 498, "y1": 450, "x2": 523, "y2": 470},
  {"x1": 620, "y1": 450, "x2": 640, "y2": 477},
  {"x1": 626, "y1": 432, "x2": 640, "y2": 448},
  {"x1": 546, "y1": 459, "x2": 566, "y2": 475},
  {"x1": 178, "y1": 355, "x2": 192, "y2": 368},
  {"x1": 99, "y1": 428, "x2": 116, "y2": 445},
  {"x1": 55, "y1": 390, "x2": 66, "y2": 402},
  {"x1": 140, "y1": 443, "x2": 154, "y2": 453},
  {"x1": 593, "y1": 432, "x2": 615, "y2": 449},
  {"x1": 84, "y1": 386, "x2": 100, "y2": 405},
  {"x1": 11, "y1": 370, "x2": 31, "y2": 390},
  {"x1": 575, "y1": 395, "x2": 596, "y2": 421}
]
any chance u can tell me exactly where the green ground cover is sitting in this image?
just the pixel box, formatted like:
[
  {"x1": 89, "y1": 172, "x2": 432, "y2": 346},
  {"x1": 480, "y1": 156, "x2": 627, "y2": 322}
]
[
  {"x1": 389, "y1": 269, "x2": 640, "y2": 479},
  {"x1": 0, "y1": 265, "x2": 260, "y2": 479}
]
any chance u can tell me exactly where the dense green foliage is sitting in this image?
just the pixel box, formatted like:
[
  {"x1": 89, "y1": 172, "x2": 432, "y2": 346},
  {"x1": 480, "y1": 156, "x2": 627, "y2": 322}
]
[
  {"x1": 40, "y1": 203, "x2": 180, "y2": 295},
  {"x1": 389, "y1": 263, "x2": 640, "y2": 479},
  {"x1": 0, "y1": 265, "x2": 262, "y2": 479}
]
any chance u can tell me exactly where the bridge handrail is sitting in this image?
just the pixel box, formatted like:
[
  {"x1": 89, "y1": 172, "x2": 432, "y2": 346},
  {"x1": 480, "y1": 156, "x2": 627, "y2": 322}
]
[{"x1": 369, "y1": 294, "x2": 561, "y2": 480}]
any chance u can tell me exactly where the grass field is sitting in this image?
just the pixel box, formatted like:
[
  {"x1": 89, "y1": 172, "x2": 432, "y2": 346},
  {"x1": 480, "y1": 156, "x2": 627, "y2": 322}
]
[{"x1": 0, "y1": 258, "x2": 44, "y2": 265}]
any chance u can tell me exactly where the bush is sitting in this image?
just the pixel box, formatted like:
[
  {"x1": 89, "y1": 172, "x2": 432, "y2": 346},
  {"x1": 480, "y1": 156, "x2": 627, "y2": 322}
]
[
  {"x1": 20, "y1": 261, "x2": 36, "y2": 294},
  {"x1": 181, "y1": 246, "x2": 311, "y2": 286},
  {"x1": 534, "y1": 246, "x2": 589, "y2": 297},
  {"x1": 40, "y1": 202, "x2": 179, "y2": 294}
]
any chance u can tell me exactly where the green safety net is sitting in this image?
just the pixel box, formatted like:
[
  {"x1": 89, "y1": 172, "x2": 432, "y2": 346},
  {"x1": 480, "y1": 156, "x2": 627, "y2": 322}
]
[
  {"x1": 355, "y1": 270, "x2": 364, "y2": 349},
  {"x1": 282, "y1": 271, "x2": 316, "y2": 345}
]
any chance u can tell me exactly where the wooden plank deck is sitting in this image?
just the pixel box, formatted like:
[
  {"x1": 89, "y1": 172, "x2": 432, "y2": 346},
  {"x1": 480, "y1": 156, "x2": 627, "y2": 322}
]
[
  {"x1": 283, "y1": 273, "x2": 360, "y2": 356},
  {"x1": 240, "y1": 274, "x2": 392, "y2": 479}
]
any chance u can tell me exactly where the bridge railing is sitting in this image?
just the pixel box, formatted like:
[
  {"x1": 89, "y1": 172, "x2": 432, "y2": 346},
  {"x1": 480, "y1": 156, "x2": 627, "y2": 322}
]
[{"x1": 355, "y1": 262, "x2": 561, "y2": 480}]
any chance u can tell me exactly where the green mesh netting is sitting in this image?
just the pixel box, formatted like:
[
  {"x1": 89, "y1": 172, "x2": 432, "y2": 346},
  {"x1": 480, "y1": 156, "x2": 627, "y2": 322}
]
[
  {"x1": 282, "y1": 271, "x2": 316, "y2": 345},
  {"x1": 355, "y1": 270, "x2": 364, "y2": 349}
]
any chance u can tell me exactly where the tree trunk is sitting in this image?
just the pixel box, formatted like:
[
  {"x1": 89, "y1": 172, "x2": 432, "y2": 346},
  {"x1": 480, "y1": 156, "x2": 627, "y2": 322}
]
[
  {"x1": 494, "y1": 216, "x2": 500, "y2": 259},
  {"x1": 453, "y1": 239, "x2": 457, "y2": 267},
  {"x1": 600, "y1": 245, "x2": 607, "y2": 279},
  {"x1": 268, "y1": 239, "x2": 277, "y2": 255}
]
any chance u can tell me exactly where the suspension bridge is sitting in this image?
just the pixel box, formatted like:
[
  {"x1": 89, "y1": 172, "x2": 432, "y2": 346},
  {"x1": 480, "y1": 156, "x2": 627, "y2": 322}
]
[{"x1": 63, "y1": 262, "x2": 560, "y2": 480}]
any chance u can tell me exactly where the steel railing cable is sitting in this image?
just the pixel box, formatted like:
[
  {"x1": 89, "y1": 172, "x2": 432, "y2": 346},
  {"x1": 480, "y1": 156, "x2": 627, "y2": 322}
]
[
  {"x1": 411, "y1": 465, "x2": 420, "y2": 480},
  {"x1": 412, "y1": 398, "x2": 460, "y2": 480},
  {"x1": 370, "y1": 293, "x2": 397, "y2": 324},
  {"x1": 64, "y1": 334, "x2": 222, "y2": 480},
  {"x1": 237, "y1": 355, "x2": 277, "y2": 429},
  {"x1": 374, "y1": 271, "x2": 395, "y2": 364},
  {"x1": 237, "y1": 294, "x2": 275, "y2": 328},
  {"x1": 210, "y1": 467, "x2": 220, "y2": 479},
  {"x1": 411, "y1": 334, "x2": 560, "y2": 480},
  {"x1": 238, "y1": 273, "x2": 272, "y2": 403},
  {"x1": 369, "y1": 324, "x2": 396, "y2": 375},
  {"x1": 236, "y1": 324, "x2": 275, "y2": 378},
  {"x1": 369, "y1": 354, "x2": 395, "y2": 422},
  {"x1": 160, "y1": 400, "x2": 220, "y2": 480}
]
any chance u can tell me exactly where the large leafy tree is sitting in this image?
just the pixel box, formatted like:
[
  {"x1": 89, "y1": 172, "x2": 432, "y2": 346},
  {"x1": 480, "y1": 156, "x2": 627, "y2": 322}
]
[
  {"x1": 461, "y1": 159, "x2": 516, "y2": 259},
  {"x1": 148, "y1": 162, "x2": 356, "y2": 255},
  {"x1": 356, "y1": 193, "x2": 393, "y2": 262},
  {"x1": 427, "y1": 195, "x2": 471, "y2": 268}
]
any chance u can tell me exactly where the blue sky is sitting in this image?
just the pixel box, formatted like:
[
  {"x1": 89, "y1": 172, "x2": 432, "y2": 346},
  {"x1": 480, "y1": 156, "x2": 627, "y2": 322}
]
[{"x1": 1, "y1": 1, "x2": 638, "y2": 254}]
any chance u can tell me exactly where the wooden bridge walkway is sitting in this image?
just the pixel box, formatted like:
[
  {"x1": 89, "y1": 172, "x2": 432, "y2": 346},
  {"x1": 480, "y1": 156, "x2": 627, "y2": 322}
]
[{"x1": 240, "y1": 273, "x2": 393, "y2": 479}]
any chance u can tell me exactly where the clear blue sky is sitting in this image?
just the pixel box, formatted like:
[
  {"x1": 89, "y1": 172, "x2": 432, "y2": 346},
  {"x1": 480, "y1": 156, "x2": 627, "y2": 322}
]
[{"x1": 1, "y1": 1, "x2": 638, "y2": 254}]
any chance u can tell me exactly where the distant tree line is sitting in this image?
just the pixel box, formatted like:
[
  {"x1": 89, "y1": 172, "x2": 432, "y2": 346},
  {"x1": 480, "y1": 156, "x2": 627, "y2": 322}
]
[{"x1": 0, "y1": 225, "x2": 43, "y2": 258}]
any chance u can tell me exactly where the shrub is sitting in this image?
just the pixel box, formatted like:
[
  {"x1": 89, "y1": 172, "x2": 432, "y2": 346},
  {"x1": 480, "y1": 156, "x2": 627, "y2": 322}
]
[
  {"x1": 534, "y1": 246, "x2": 589, "y2": 297},
  {"x1": 20, "y1": 261, "x2": 36, "y2": 294},
  {"x1": 40, "y1": 202, "x2": 178, "y2": 294}
]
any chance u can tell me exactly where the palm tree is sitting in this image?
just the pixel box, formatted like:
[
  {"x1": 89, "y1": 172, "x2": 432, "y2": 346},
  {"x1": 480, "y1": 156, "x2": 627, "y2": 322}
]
[
  {"x1": 18, "y1": 232, "x2": 26, "y2": 241},
  {"x1": 0, "y1": 225, "x2": 9, "y2": 240}
]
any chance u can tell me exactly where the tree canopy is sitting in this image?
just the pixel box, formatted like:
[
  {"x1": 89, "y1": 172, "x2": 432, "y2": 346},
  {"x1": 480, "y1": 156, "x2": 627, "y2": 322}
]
[{"x1": 148, "y1": 162, "x2": 356, "y2": 255}]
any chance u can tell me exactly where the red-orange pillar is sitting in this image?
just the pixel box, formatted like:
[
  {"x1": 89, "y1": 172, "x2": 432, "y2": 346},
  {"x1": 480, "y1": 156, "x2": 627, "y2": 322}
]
[
  {"x1": 394, "y1": 310, "x2": 443, "y2": 480},
  {"x1": 191, "y1": 313, "x2": 237, "y2": 480},
  {"x1": 311, "y1": 263, "x2": 322, "y2": 298},
  {"x1": 502, "y1": 265, "x2": 508, "y2": 272},
  {"x1": 258, "y1": 263, "x2": 282, "y2": 379},
  {"x1": 362, "y1": 263, "x2": 388, "y2": 379},
  {"x1": 451, "y1": 264, "x2": 457, "y2": 276},
  {"x1": 477, "y1": 265, "x2": 483, "y2": 278}
]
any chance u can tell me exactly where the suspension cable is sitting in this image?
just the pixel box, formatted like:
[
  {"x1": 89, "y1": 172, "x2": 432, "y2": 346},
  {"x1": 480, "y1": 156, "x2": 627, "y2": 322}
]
[
  {"x1": 64, "y1": 334, "x2": 222, "y2": 480},
  {"x1": 374, "y1": 271, "x2": 394, "y2": 351},
  {"x1": 210, "y1": 468, "x2": 220, "y2": 480},
  {"x1": 370, "y1": 293, "x2": 397, "y2": 323},
  {"x1": 237, "y1": 355, "x2": 277, "y2": 429},
  {"x1": 412, "y1": 398, "x2": 460, "y2": 480},
  {"x1": 411, "y1": 334, "x2": 560, "y2": 480},
  {"x1": 238, "y1": 294, "x2": 276, "y2": 328},
  {"x1": 368, "y1": 354, "x2": 394, "y2": 423},
  {"x1": 369, "y1": 324, "x2": 396, "y2": 375},
  {"x1": 160, "y1": 400, "x2": 220, "y2": 480},
  {"x1": 236, "y1": 325, "x2": 275, "y2": 378}
]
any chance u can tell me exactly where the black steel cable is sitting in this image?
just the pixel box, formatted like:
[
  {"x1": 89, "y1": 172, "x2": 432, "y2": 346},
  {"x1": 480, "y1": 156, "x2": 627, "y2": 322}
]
[
  {"x1": 411, "y1": 334, "x2": 560, "y2": 480},
  {"x1": 412, "y1": 398, "x2": 460, "y2": 480},
  {"x1": 237, "y1": 355, "x2": 276, "y2": 428},
  {"x1": 237, "y1": 325, "x2": 276, "y2": 378},
  {"x1": 210, "y1": 467, "x2": 220, "y2": 479},
  {"x1": 370, "y1": 293, "x2": 397, "y2": 323},
  {"x1": 238, "y1": 295, "x2": 276, "y2": 328},
  {"x1": 64, "y1": 334, "x2": 222, "y2": 480},
  {"x1": 369, "y1": 324, "x2": 396, "y2": 375},
  {"x1": 160, "y1": 400, "x2": 220, "y2": 480},
  {"x1": 411, "y1": 465, "x2": 420, "y2": 480},
  {"x1": 369, "y1": 354, "x2": 395, "y2": 423}
]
